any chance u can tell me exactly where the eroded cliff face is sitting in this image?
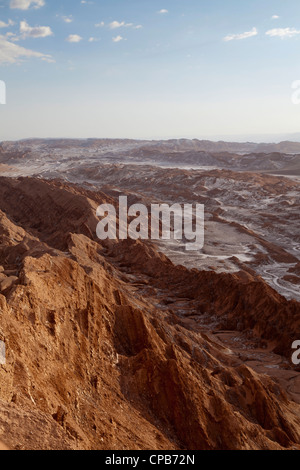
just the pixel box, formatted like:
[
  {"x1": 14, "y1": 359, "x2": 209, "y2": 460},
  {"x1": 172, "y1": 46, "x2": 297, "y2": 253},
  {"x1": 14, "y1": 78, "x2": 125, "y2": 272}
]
[{"x1": 0, "y1": 177, "x2": 299, "y2": 450}]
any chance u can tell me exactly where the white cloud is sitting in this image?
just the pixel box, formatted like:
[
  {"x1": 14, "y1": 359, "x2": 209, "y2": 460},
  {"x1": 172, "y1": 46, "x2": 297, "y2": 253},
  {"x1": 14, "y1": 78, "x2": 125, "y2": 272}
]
[
  {"x1": 0, "y1": 33, "x2": 53, "y2": 63},
  {"x1": 266, "y1": 27, "x2": 300, "y2": 38},
  {"x1": 66, "y1": 34, "x2": 83, "y2": 43},
  {"x1": 271, "y1": 15, "x2": 280, "y2": 20},
  {"x1": 88, "y1": 37, "x2": 99, "y2": 42},
  {"x1": 109, "y1": 21, "x2": 124, "y2": 29},
  {"x1": 0, "y1": 19, "x2": 14, "y2": 28},
  {"x1": 10, "y1": 0, "x2": 45, "y2": 10},
  {"x1": 95, "y1": 20, "x2": 142, "y2": 30},
  {"x1": 109, "y1": 21, "x2": 133, "y2": 29},
  {"x1": 62, "y1": 16, "x2": 73, "y2": 24},
  {"x1": 108, "y1": 21, "x2": 142, "y2": 31},
  {"x1": 158, "y1": 9, "x2": 168, "y2": 14},
  {"x1": 112, "y1": 35, "x2": 124, "y2": 43},
  {"x1": 223, "y1": 27, "x2": 258, "y2": 41},
  {"x1": 20, "y1": 20, "x2": 53, "y2": 38}
]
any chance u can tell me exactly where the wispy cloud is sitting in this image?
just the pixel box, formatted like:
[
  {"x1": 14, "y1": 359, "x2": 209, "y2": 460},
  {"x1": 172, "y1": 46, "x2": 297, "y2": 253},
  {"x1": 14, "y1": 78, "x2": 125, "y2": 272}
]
[
  {"x1": 112, "y1": 35, "x2": 124, "y2": 43},
  {"x1": 271, "y1": 15, "x2": 280, "y2": 20},
  {"x1": 10, "y1": 0, "x2": 45, "y2": 10},
  {"x1": 109, "y1": 21, "x2": 142, "y2": 30},
  {"x1": 223, "y1": 27, "x2": 258, "y2": 41},
  {"x1": 95, "y1": 20, "x2": 142, "y2": 31},
  {"x1": 0, "y1": 33, "x2": 53, "y2": 63},
  {"x1": 20, "y1": 20, "x2": 53, "y2": 38},
  {"x1": 0, "y1": 19, "x2": 14, "y2": 28},
  {"x1": 266, "y1": 27, "x2": 300, "y2": 38},
  {"x1": 158, "y1": 9, "x2": 168, "y2": 14},
  {"x1": 62, "y1": 16, "x2": 73, "y2": 24},
  {"x1": 109, "y1": 21, "x2": 132, "y2": 29},
  {"x1": 66, "y1": 34, "x2": 83, "y2": 43}
]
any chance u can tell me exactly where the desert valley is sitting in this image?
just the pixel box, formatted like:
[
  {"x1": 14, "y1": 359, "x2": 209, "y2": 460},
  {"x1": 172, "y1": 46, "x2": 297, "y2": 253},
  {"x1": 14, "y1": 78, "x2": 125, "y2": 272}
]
[{"x1": 0, "y1": 138, "x2": 299, "y2": 450}]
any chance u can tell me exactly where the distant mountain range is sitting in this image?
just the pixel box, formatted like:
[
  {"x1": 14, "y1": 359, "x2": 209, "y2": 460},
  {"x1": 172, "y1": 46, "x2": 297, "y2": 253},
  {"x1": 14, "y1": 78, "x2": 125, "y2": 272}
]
[
  {"x1": 1, "y1": 138, "x2": 300, "y2": 175},
  {"x1": 2, "y1": 137, "x2": 300, "y2": 154}
]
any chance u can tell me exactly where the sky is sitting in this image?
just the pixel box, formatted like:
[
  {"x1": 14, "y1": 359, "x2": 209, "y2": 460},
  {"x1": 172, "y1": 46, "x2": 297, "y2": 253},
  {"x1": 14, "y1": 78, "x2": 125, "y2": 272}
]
[{"x1": 0, "y1": 0, "x2": 300, "y2": 141}]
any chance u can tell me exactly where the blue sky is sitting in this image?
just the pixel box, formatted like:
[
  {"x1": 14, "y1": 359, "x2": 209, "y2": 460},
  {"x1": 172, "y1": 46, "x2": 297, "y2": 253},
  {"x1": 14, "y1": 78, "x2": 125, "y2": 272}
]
[{"x1": 0, "y1": 0, "x2": 300, "y2": 141}]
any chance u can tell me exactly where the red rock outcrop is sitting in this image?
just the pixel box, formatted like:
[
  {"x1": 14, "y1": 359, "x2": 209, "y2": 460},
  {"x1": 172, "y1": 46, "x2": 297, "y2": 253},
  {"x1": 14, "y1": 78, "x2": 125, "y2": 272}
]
[{"x1": 0, "y1": 177, "x2": 299, "y2": 450}]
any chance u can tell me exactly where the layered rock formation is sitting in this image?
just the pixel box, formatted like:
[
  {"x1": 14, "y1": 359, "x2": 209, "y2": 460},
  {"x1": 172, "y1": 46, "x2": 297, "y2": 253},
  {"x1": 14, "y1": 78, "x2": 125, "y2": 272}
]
[{"x1": 0, "y1": 176, "x2": 299, "y2": 450}]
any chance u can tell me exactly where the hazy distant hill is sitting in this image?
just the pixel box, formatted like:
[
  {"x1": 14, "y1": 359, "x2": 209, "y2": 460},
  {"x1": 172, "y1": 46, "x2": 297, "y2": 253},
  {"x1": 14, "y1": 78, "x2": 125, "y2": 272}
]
[
  {"x1": 1, "y1": 138, "x2": 300, "y2": 175},
  {"x1": 2, "y1": 137, "x2": 300, "y2": 153}
]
